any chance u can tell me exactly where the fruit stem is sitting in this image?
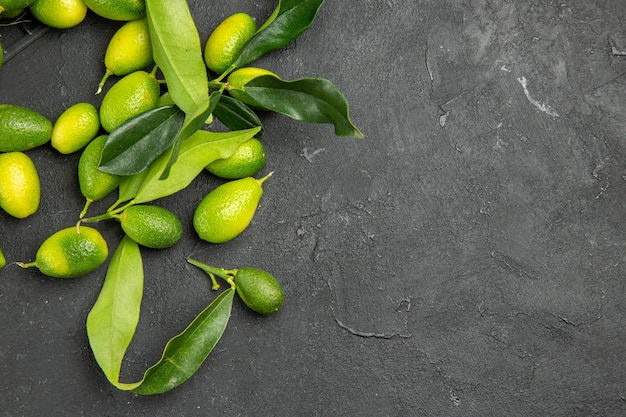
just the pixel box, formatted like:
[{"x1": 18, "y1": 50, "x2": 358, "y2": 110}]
[
  {"x1": 79, "y1": 198, "x2": 94, "y2": 219},
  {"x1": 257, "y1": 171, "x2": 274, "y2": 185},
  {"x1": 187, "y1": 258, "x2": 236, "y2": 290},
  {"x1": 80, "y1": 211, "x2": 119, "y2": 224},
  {"x1": 96, "y1": 69, "x2": 112, "y2": 95},
  {"x1": 15, "y1": 261, "x2": 37, "y2": 269}
]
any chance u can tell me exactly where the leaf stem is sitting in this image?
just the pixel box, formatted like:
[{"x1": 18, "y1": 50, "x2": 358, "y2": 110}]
[{"x1": 187, "y1": 258, "x2": 236, "y2": 289}]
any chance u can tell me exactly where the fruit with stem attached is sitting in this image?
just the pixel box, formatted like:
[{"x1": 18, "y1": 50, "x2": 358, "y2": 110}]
[
  {"x1": 17, "y1": 226, "x2": 108, "y2": 278},
  {"x1": 96, "y1": 18, "x2": 153, "y2": 94}
]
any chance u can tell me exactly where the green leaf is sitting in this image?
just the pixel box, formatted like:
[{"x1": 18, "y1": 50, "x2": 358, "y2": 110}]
[
  {"x1": 131, "y1": 288, "x2": 234, "y2": 395},
  {"x1": 132, "y1": 126, "x2": 262, "y2": 204},
  {"x1": 158, "y1": 91, "x2": 222, "y2": 180},
  {"x1": 99, "y1": 105, "x2": 185, "y2": 176},
  {"x1": 233, "y1": 76, "x2": 364, "y2": 138},
  {"x1": 86, "y1": 236, "x2": 144, "y2": 390},
  {"x1": 233, "y1": 0, "x2": 326, "y2": 68},
  {"x1": 213, "y1": 95, "x2": 264, "y2": 137},
  {"x1": 146, "y1": 0, "x2": 209, "y2": 114}
]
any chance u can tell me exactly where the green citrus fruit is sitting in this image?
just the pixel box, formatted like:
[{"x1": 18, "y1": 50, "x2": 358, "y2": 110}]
[
  {"x1": 83, "y1": 0, "x2": 145, "y2": 21},
  {"x1": 0, "y1": 0, "x2": 33, "y2": 18},
  {"x1": 206, "y1": 138, "x2": 265, "y2": 179},
  {"x1": 78, "y1": 134, "x2": 122, "y2": 205},
  {"x1": 29, "y1": 0, "x2": 88, "y2": 29},
  {"x1": 193, "y1": 173, "x2": 271, "y2": 244},
  {"x1": 99, "y1": 70, "x2": 160, "y2": 133},
  {"x1": 51, "y1": 102, "x2": 100, "y2": 154},
  {"x1": 0, "y1": 151, "x2": 40, "y2": 218},
  {"x1": 120, "y1": 204, "x2": 182, "y2": 249},
  {"x1": 226, "y1": 67, "x2": 278, "y2": 109},
  {"x1": 204, "y1": 12, "x2": 256, "y2": 75},
  {"x1": 0, "y1": 104, "x2": 52, "y2": 152},
  {"x1": 97, "y1": 18, "x2": 153, "y2": 94},
  {"x1": 234, "y1": 267, "x2": 284, "y2": 314},
  {"x1": 0, "y1": 248, "x2": 6, "y2": 270},
  {"x1": 21, "y1": 226, "x2": 108, "y2": 278}
]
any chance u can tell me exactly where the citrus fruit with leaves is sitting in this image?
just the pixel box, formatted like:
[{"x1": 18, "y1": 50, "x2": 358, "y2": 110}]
[
  {"x1": 99, "y1": 69, "x2": 160, "y2": 133},
  {"x1": 206, "y1": 138, "x2": 266, "y2": 179},
  {"x1": 226, "y1": 67, "x2": 278, "y2": 109}
]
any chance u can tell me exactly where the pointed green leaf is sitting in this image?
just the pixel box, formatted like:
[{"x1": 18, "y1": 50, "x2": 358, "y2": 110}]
[
  {"x1": 146, "y1": 0, "x2": 209, "y2": 114},
  {"x1": 132, "y1": 126, "x2": 262, "y2": 204},
  {"x1": 233, "y1": 0, "x2": 326, "y2": 68},
  {"x1": 233, "y1": 76, "x2": 364, "y2": 138},
  {"x1": 159, "y1": 91, "x2": 222, "y2": 180},
  {"x1": 213, "y1": 95, "x2": 264, "y2": 136},
  {"x1": 99, "y1": 105, "x2": 185, "y2": 176},
  {"x1": 86, "y1": 236, "x2": 144, "y2": 390},
  {"x1": 131, "y1": 288, "x2": 234, "y2": 395}
]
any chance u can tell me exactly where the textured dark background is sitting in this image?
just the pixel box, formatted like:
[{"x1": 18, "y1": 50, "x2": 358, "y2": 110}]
[{"x1": 1, "y1": 1, "x2": 625, "y2": 416}]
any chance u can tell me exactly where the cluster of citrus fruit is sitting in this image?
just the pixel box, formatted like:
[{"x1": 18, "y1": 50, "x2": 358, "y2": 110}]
[{"x1": 0, "y1": 1, "x2": 283, "y2": 314}]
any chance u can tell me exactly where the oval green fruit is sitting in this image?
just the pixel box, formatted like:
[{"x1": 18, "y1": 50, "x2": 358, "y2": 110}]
[
  {"x1": 51, "y1": 102, "x2": 100, "y2": 154},
  {"x1": 83, "y1": 0, "x2": 145, "y2": 21},
  {"x1": 99, "y1": 70, "x2": 160, "y2": 133},
  {"x1": 234, "y1": 267, "x2": 284, "y2": 315},
  {"x1": 25, "y1": 226, "x2": 108, "y2": 278},
  {"x1": 206, "y1": 138, "x2": 265, "y2": 180},
  {"x1": 0, "y1": 0, "x2": 33, "y2": 18},
  {"x1": 29, "y1": 0, "x2": 88, "y2": 29},
  {"x1": 78, "y1": 135, "x2": 122, "y2": 203},
  {"x1": 0, "y1": 104, "x2": 52, "y2": 152},
  {"x1": 97, "y1": 17, "x2": 153, "y2": 94},
  {"x1": 0, "y1": 151, "x2": 40, "y2": 218},
  {"x1": 0, "y1": 248, "x2": 5, "y2": 270},
  {"x1": 204, "y1": 12, "x2": 257, "y2": 75},
  {"x1": 120, "y1": 204, "x2": 182, "y2": 249},
  {"x1": 193, "y1": 173, "x2": 271, "y2": 244}
]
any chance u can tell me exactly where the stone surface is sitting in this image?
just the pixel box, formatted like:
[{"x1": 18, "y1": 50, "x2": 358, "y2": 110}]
[{"x1": 0, "y1": 1, "x2": 624, "y2": 416}]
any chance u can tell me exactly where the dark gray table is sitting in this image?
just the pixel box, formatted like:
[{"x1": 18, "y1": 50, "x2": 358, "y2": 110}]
[{"x1": 1, "y1": 1, "x2": 624, "y2": 416}]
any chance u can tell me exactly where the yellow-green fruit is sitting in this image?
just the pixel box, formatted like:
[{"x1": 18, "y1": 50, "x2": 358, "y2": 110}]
[
  {"x1": 120, "y1": 204, "x2": 182, "y2": 249},
  {"x1": 83, "y1": 0, "x2": 144, "y2": 21},
  {"x1": 227, "y1": 67, "x2": 278, "y2": 109},
  {"x1": 51, "y1": 102, "x2": 100, "y2": 154},
  {"x1": 204, "y1": 12, "x2": 256, "y2": 75},
  {"x1": 206, "y1": 138, "x2": 265, "y2": 180},
  {"x1": 0, "y1": 0, "x2": 33, "y2": 18},
  {"x1": 78, "y1": 135, "x2": 121, "y2": 202},
  {"x1": 99, "y1": 70, "x2": 160, "y2": 133},
  {"x1": 29, "y1": 0, "x2": 88, "y2": 29},
  {"x1": 97, "y1": 18, "x2": 152, "y2": 94},
  {"x1": 193, "y1": 173, "x2": 271, "y2": 244},
  {"x1": 234, "y1": 267, "x2": 284, "y2": 314},
  {"x1": 23, "y1": 226, "x2": 108, "y2": 278},
  {"x1": 0, "y1": 248, "x2": 6, "y2": 270},
  {"x1": 0, "y1": 151, "x2": 40, "y2": 218},
  {"x1": 0, "y1": 104, "x2": 52, "y2": 152}
]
